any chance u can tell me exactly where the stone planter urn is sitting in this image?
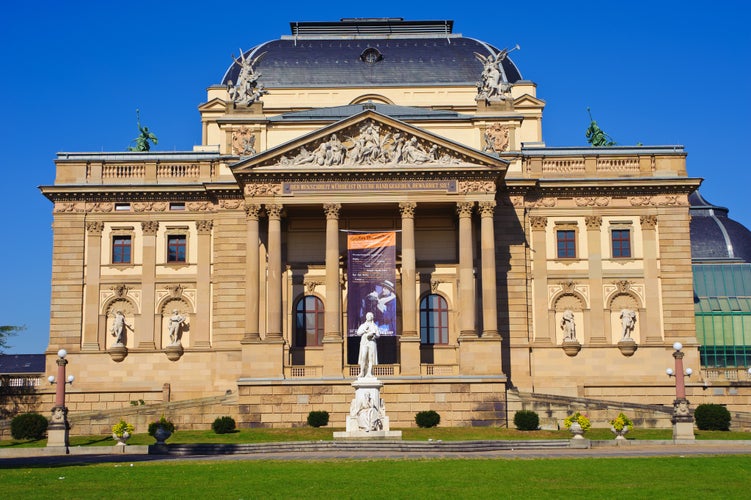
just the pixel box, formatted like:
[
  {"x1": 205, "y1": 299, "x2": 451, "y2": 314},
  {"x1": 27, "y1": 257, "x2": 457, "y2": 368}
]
[
  {"x1": 569, "y1": 421, "x2": 585, "y2": 439},
  {"x1": 611, "y1": 425, "x2": 630, "y2": 440},
  {"x1": 154, "y1": 425, "x2": 172, "y2": 445},
  {"x1": 112, "y1": 431, "x2": 130, "y2": 446}
]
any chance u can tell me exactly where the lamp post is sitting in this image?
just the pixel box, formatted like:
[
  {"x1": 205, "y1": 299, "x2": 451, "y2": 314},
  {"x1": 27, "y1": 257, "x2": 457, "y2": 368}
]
[
  {"x1": 47, "y1": 349, "x2": 74, "y2": 448},
  {"x1": 666, "y1": 342, "x2": 695, "y2": 441}
]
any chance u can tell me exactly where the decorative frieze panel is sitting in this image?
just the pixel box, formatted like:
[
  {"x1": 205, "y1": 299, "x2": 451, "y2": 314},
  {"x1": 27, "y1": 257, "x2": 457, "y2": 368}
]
[
  {"x1": 548, "y1": 281, "x2": 590, "y2": 309},
  {"x1": 629, "y1": 195, "x2": 687, "y2": 207},
  {"x1": 458, "y1": 181, "x2": 496, "y2": 194},
  {"x1": 100, "y1": 286, "x2": 142, "y2": 314},
  {"x1": 575, "y1": 196, "x2": 610, "y2": 207},
  {"x1": 133, "y1": 202, "x2": 168, "y2": 212},
  {"x1": 245, "y1": 183, "x2": 282, "y2": 197},
  {"x1": 604, "y1": 281, "x2": 645, "y2": 306}
]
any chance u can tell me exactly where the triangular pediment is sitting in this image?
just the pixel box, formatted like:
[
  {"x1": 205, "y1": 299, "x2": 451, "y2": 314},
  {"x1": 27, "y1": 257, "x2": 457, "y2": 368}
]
[
  {"x1": 513, "y1": 94, "x2": 546, "y2": 108},
  {"x1": 198, "y1": 97, "x2": 229, "y2": 112},
  {"x1": 232, "y1": 110, "x2": 507, "y2": 175}
]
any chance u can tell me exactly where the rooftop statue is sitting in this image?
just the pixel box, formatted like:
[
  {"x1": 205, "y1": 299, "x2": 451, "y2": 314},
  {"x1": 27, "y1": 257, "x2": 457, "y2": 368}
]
[
  {"x1": 475, "y1": 45, "x2": 519, "y2": 102},
  {"x1": 228, "y1": 49, "x2": 268, "y2": 106},
  {"x1": 585, "y1": 107, "x2": 616, "y2": 147},
  {"x1": 128, "y1": 109, "x2": 158, "y2": 152}
]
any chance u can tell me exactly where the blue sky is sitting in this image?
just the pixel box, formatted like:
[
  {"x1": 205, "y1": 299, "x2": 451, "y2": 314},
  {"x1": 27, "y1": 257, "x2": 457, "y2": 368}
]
[{"x1": 1, "y1": 1, "x2": 749, "y2": 354}]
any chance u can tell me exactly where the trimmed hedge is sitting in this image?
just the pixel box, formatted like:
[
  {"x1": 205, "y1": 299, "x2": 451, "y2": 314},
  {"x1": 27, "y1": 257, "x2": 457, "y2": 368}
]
[
  {"x1": 212, "y1": 416, "x2": 237, "y2": 434},
  {"x1": 513, "y1": 410, "x2": 540, "y2": 431},
  {"x1": 307, "y1": 411, "x2": 330, "y2": 428},
  {"x1": 415, "y1": 410, "x2": 441, "y2": 428},
  {"x1": 11, "y1": 413, "x2": 48, "y2": 440},
  {"x1": 694, "y1": 403, "x2": 731, "y2": 431}
]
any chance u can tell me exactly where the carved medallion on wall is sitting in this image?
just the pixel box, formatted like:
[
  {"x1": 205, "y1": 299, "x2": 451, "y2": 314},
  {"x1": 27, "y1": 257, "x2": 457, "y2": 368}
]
[
  {"x1": 232, "y1": 127, "x2": 257, "y2": 157},
  {"x1": 481, "y1": 123, "x2": 510, "y2": 153},
  {"x1": 548, "y1": 281, "x2": 590, "y2": 309}
]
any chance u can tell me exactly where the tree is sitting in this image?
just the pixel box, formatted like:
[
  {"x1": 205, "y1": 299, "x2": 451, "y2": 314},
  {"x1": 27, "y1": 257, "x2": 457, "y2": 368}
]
[{"x1": 0, "y1": 325, "x2": 24, "y2": 354}]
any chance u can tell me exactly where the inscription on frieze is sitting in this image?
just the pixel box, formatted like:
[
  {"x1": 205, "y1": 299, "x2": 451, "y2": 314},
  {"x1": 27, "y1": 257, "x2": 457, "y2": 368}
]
[{"x1": 282, "y1": 179, "x2": 458, "y2": 195}]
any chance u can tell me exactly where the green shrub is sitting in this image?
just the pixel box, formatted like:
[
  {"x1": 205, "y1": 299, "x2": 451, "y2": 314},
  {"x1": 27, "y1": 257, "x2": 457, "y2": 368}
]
[
  {"x1": 148, "y1": 416, "x2": 176, "y2": 437},
  {"x1": 212, "y1": 416, "x2": 237, "y2": 434},
  {"x1": 694, "y1": 403, "x2": 731, "y2": 431},
  {"x1": 307, "y1": 411, "x2": 330, "y2": 428},
  {"x1": 10, "y1": 412, "x2": 48, "y2": 440},
  {"x1": 415, "y1": 410, "x2": 441, "y2": 428},
  {"x1": 513, "y1": 410, "x2": 540, "y2": 431}
]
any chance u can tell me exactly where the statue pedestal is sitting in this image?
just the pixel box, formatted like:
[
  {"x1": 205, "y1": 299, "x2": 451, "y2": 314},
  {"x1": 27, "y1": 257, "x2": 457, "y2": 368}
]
[{"x1": 333, "y1": 376, "x2": 402, "y2": 440}]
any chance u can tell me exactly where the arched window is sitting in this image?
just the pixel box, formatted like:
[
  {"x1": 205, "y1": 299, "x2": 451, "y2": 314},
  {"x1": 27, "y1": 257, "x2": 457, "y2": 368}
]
[
  {"x1": 295, "y1": 296, "x2": 324, "y2": 347},
  {"x1": 420, "y1": 294, "x2": 449, "y2": 345}
]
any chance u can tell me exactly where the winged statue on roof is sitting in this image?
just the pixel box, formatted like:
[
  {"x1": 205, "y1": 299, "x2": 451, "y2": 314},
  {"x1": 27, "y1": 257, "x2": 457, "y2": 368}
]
[
  {"x1": 228, "y1": 50, "x2": 268, "y2": 106},
  {"x1": 474, "y1": 45, "x2": 519, "y2": 102}
]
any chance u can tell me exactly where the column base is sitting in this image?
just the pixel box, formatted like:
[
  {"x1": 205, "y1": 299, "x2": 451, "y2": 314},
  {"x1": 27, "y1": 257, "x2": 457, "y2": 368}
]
[{"x1": 399, "y1": 336, "x2": 421, "y2": 376}]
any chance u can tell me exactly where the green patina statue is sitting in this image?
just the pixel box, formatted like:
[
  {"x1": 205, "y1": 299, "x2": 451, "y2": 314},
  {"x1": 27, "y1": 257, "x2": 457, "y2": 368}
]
[
  {"x1": 128, "y1": 109, "x2": 158, "y2": 151},
  {"x1": 585, "y1": 107, "x2": 616, "y2": 147}
]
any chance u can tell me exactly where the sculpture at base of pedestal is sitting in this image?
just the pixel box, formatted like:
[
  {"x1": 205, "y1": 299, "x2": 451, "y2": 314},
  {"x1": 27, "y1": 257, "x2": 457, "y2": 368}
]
[{"x1": 333, "y1": 377, "x2": 402, "y2": 440}]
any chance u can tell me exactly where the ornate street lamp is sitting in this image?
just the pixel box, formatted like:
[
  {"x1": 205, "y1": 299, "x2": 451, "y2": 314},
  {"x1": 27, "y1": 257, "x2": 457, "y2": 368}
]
[
  {"x1": 47, "y1": 349, "x2": 74, "y2": 448},
  {"x1": 666, "y1": 342, "x2": 695, "y2": 440}
]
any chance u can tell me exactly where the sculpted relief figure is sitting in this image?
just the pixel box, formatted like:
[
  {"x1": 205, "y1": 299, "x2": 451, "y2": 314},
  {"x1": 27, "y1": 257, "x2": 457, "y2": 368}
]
[
  {"x1": 560, "y1": 309, "x2": 576, "y2": 341},
  {"x1": 280, "y1": 120, "x2": 463, "y2": 167},
  {"x1": 620, "y1": 309, "x2": 636, "y2": 339},
  {"x1": 474, "y1": 46, "x2": 518, "y2": 102},
  {"x1": 349, "y1": 390, "x2": 384, "y2": 432},
  {"x1": 357, "y1": 312, "x2": 380, "y2": 378}
]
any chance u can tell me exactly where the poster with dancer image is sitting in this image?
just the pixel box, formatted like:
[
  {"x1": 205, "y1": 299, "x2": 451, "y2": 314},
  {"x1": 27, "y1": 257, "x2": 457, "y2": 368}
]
[{"x1": 347, "y1": 231, "x2": 397, "y2": 338}]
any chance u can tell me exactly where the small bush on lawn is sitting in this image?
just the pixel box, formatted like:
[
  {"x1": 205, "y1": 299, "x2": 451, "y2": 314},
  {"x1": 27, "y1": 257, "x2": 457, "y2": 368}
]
[
  {"x1": 415, "y1": 410, "x2": 441, "y2": 428},
  {"x1": 11, "y1": 413, "x2": 48, "y2": 440},
  {"x1": 212, "y1": 416, "x2": 237, "y2": 434},
  {"x1": 513, "y1": 410, "x2": 540, "y2": 431},
  {"x1": 307, "y1": 411, "x2": 330, "y2": 427},
  {"x1": 694, "y1": 403, "x2": 731, "y2": 431},
  {"x1": 148, "y1": 416, "x2": 176, "y2": 437}
]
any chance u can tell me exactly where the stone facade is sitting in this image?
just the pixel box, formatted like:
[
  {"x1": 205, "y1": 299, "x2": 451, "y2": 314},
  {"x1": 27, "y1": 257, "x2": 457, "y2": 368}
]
[{"x1": 36, "y1": 18, "x2": 746, "y2": 433}]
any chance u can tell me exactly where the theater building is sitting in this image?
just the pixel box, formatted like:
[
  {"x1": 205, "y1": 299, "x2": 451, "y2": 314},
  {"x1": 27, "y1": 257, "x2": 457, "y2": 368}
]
[{"x1": 40, "y1": 18, "x2": 709, "y2": 428}]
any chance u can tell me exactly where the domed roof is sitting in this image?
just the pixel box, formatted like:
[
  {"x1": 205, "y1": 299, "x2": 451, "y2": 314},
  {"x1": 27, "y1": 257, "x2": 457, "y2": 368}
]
[
  {"x1": 221, "y1": 19, "x2": 522, "y2": 88},
  {"x1": 690, "y1": 191, "x2": 751, "y2": 263}
]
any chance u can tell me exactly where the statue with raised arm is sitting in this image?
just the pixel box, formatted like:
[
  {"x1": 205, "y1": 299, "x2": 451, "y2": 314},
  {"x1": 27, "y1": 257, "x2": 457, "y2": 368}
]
[
  {"x1": 227, "y1": 49, "x2": 268, "y2": 106},
  {"x1": 585, "y1": 107, "x2": 616, "y2": 147},
  {"x1": 357, "y1": 312, "x2": 380, "y2": 378},
  {"x1": 128, "y1": 109, "x2": 158, "y2": 152},
  {"x1": 474, "y1": 45, "x2": 518, "y2": 102},
  {"x1": 110, "y1": 310, "x2": 132, "y2": 345},
  {"x1": 561, "y1": 309, "x2": 576, "y2": 341}
]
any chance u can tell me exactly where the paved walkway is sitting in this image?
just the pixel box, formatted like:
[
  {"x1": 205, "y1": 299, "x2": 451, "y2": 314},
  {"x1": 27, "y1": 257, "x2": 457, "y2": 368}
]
[{"x1": 1, "y1": 440, "x2": 749, "y2": 467}]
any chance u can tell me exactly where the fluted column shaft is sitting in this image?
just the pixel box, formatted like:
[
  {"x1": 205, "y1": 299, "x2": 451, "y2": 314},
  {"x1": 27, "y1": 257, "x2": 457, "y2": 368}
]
[
  {"x1": 457, "y1": 202, "x2": 476, "y2": 338},
  {"x1": 266, "y1": 204, "x2": 283, "y2": 340},
  {"x1": 324, "y1": 203, "x2": 342, "y2": 340},
  {"x1": 478, "y1": 201, "x2": 499, "y2": 337}
]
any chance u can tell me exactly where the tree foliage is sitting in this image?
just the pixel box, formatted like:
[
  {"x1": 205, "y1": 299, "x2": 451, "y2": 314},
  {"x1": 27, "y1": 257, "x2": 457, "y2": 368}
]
[{"x1": 0, "y1": 325, "x2": 25, "y2": 353}]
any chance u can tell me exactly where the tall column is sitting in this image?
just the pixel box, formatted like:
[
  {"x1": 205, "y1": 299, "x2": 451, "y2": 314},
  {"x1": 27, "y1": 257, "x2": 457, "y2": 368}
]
[
  {"x1": 139, "y1": 221, "x2": 159, "y2": 349},
  {"x1": 399, "y1": 202, "x2": 420, "y2": 375},
  {"x1": 265, "y1": 204, "x2": 283, "y2": 340},
  {"x1": 641, "y1": 215, "x2": 662, "y2": 343},
  {"x1": 82, "y1": 221, "x2": 103, "y2": 350},
  {"x1": 194, "y1": 220, "x2": 213, "y2": 348},
  {"x1": 457, "y1": 202, "x2": 477, "y2": 338},
  {"x1": 243, "y1": 204, "x2": 261, "y2": 342},
  {"x1": 322, "y1": 203, "x2": 343, "y2": 377},
  {"x1": 323, "y1": 203, "x2": 342, "y2": 340},
  {"x1": 529, "y1": 216, "x2": 550, "y2": 342},
  {"x1": 585, "y1": 216, "x2": 605, "y2": 343},
  {"x1": 478, "y1": 201, "x2": 499, "y2": 338}
]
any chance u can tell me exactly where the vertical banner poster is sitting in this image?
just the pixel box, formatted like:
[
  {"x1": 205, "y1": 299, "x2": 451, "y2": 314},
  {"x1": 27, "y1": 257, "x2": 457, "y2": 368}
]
[{"x1": 347, "y1": 232, "x2": 397, "y2": 343}]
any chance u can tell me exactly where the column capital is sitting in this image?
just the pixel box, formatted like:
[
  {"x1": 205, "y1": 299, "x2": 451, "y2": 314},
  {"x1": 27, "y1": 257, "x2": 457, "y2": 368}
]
[
  {"x1": 86, "y1": 221, "x2": 104, "y2": 234},
  {"x1": 245, "y1": 203, "x2": 261, "y2": 220},
  {"x1": 456, "y1": 201, "x2": 475, "y2": 218},
  {"x1": 585, "y1": 216, "x2": 602, "y2": 230},
  {"x1": 265, "y1": 204, "x2": 283, "y2": 219},
  {"x1": 323, "y1": 203, "x2": 341, "y2": 219},
  {"x1": 529, "y1": 216, "x2": 547, "y2": 231},
  {"x1": 399, "y1": 201, "x2": 417, "y2": 218},
  {"x1": 477, "y1": 200, "x2": 496, "y2": 217},
  {"x1": 141, "y1": 221, "x2": 159, "y2": 235},
  {"x1": 196, "y1": 220, "x2": 213, "y2": 234},
  {"x1": 640, "y1": 215, "x2": 658, "y2": 229}
]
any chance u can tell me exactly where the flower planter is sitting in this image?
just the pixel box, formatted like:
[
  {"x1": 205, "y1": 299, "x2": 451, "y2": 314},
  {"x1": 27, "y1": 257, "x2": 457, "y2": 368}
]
[
  {"x1": 569, "y1": 421, "x2": 585, "y2": 439},
  {"x1": 154, "y1": 425, "x2": 172, "y2": 445},
  {"x1": 112, "y1": 431, "x2": 130, "y2": 446},
  {"x1": 611, "y1": 425, "x2": 630, "y2": 440}
]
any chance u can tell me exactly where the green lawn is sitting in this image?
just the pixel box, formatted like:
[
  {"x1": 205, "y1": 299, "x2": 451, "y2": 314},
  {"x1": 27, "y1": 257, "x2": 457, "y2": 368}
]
[
  {"x1": 1, "y1": 426, "x2": 749, "y2": 448},
  {"x1": 0, "y1": 456, "x2": 749, "y2": 499}
]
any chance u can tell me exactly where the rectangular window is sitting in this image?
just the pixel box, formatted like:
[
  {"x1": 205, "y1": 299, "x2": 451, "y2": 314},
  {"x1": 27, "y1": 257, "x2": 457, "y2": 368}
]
[
  {"x1": 112, "y1": 235, "x2": 132, "y2": 264},
  {"x1": 167, "y1": 235, "x2": 187, "y2": 263},
  {"x1": 611, "y1": 229, "x2": 632, "y2": 258},
  {"x1": 556, "y1": 230, "x2": 576, "y2": 258}
]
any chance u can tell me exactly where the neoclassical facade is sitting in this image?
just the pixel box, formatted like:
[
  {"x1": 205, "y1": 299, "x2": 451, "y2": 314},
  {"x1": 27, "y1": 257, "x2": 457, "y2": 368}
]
[{"x1": 40, "y1": 19, "x2": 705, "y2": 428}]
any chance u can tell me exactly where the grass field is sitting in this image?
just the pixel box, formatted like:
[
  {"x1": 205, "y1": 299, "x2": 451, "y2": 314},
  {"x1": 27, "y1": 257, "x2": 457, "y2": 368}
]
[
  {"x1": 0, "y1": 456, "x2": 749, "y2": 499},
  {"x1": 1, "y1": 426, "x2": 749, "y2": 448}
]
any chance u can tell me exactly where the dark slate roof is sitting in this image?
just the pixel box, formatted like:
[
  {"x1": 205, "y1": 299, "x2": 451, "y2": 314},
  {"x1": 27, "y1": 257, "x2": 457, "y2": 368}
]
[
  {"x1": 268, "y1": 103, "x2": 470, "y2": 122},
  {"x1": 0, "y1": 354, "x2": 45, "y2": 374},
  {"x1": 221, "y1": 20, "x2": 522, "y2": 88},
  {"x1": 690, "y1": 191, "x2": 751, "y2": 263}
]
